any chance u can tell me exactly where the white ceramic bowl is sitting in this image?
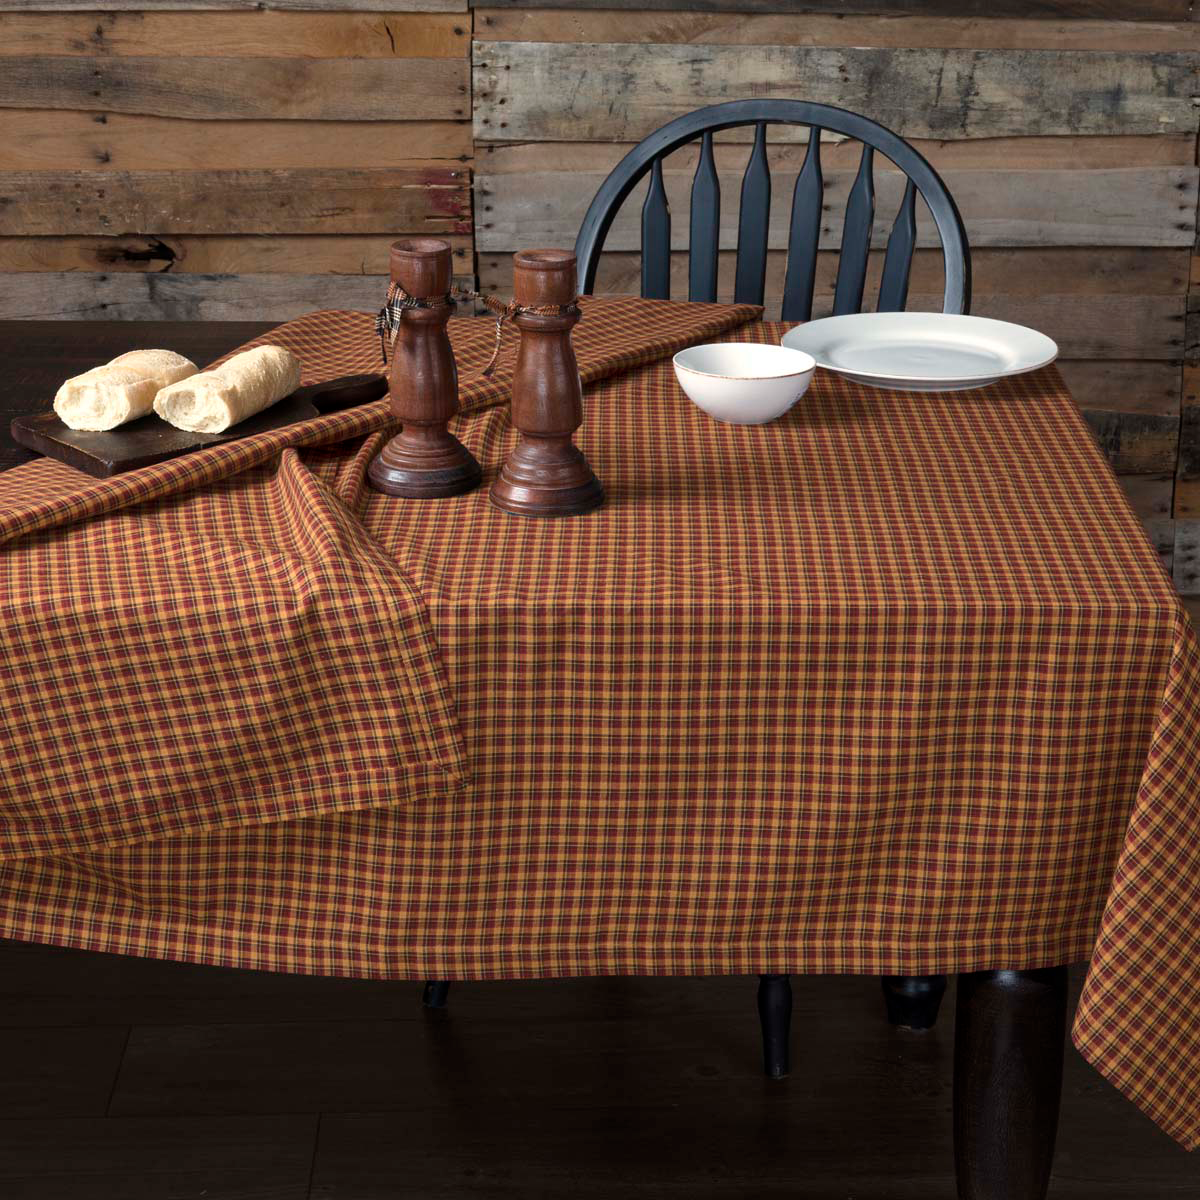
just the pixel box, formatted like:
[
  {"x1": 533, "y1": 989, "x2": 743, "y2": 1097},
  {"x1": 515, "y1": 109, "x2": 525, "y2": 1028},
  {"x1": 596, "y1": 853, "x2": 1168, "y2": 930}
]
[{"x1": 672, "y1": 343, "x2": 816, "y2": 424}]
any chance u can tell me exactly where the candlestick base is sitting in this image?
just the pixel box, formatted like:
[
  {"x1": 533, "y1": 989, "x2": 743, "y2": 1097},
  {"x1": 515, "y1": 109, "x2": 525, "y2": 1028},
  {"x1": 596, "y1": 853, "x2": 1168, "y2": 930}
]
[
  {"x1": 489, "y1": 435, "x2": 604, "y2": 517},
  {"x1": 368, "y1": 429, "x2": 482, "y2": 499}
]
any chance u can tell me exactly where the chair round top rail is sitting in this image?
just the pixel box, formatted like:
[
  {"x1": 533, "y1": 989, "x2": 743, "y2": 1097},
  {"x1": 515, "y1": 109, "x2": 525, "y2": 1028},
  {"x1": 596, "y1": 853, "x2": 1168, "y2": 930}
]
[{"x1": 573, "y1": 98, "x2": 971, "y2": 319}]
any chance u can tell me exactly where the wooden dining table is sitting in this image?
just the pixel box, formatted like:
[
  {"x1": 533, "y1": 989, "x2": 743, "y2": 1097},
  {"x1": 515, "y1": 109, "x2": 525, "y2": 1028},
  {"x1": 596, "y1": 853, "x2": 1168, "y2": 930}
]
[{"x1": 0, "y1": 300, "x2": 1197, "y2": 1200}]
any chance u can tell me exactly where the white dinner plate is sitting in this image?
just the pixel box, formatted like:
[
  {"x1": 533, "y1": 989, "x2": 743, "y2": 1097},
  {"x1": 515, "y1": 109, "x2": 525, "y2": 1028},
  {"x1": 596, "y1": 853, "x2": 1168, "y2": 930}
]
[{"x1": 781, "y1": 312, "x2": 1058, "y2": 392}]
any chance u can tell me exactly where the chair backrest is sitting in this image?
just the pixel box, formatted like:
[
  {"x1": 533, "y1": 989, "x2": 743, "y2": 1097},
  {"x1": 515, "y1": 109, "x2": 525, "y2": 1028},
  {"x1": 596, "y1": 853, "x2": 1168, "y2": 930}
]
[{"x1": 574, "y1": 99, "x2": 971, "y2": 320}]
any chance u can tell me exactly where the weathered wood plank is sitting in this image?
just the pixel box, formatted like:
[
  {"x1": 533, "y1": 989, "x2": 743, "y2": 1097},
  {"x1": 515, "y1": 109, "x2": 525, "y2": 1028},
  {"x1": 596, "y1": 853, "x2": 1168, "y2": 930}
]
[
  {"x1": 1143, "y1": 517, "x2": 1176, "y2": 575},
  {"x1": 0, "y1": 12, "x2": 469, "y2": 57},
  {"x1": 0, "y1": 276, "x2": 1172, "y2": 372},
  {"x1": 0, "y1": 234, "x2": 473, "y2": 275},
  {"x1": 0, "y1": 57, "x2": 469, "y2": 121},
  {"x1": 547, "y1": 248, "x2": 1189, "y2": 305},
  {"x1": 14, "y1": 1, "x2": 466, "y2": 11},
  {"x1": 1174, "y1": 519, "x2": 1200, "y2": 595},
  {"x1": 1058, "y1": 361, "x2": 1181, "y2": 418},
  {"x1": 485, "y1": 247, "x2": 1186, "y2": 356},
  {"x1": 476, "y1": 168, "x2": 1198, "y2": 250},
  {"x1": 9, "y1": 126, "x2": 1180, "y2": 178},
  {"x1": 0, "y1": 169, "x2": 471, "y2": 236},
  {"x1": 1174, "y1": 365, "x2": 1200, "y2": 518},
  {"x1": 1175, "y1": 473, "x2": 1200, "y2": 519},
  {"x1": 470, "y1": 1, "x2": 1191, "y2": 17},
  {"x1": 7, "y1": 241, "x2": 1178, "y2": 299},
  {"x1": 487, "y1": 246, "x2": 1183, "y2": 356},
  {"x1": 882, "y1": 296, "x2": 1183, "y2": 360},
  {"x1": 6, "y1": 245, "x2": 1180, "y2": 355},
  {"x1": 1082, "y1": 410, "x2": 1179, "y2": 474},
  {"x1": 1119, "y1": 474, "x2": 1174, "y2": 521},
  {"x1": 475, "y1": 9, "x2": 1200, "y2": 52},
  {"x1": 0, "y1": 112, "x2": 472, "y2": 170},
  {"x1": 0, "y1": 272, "x2": 395, "y2": 320},
  {"x1": 479, "y1": 134, "x2": 1198, "y2": 171},
  {"x1": 9, "y1": 242, "x2": 1175, "y2": 390},
  {"x1": 474, "y1": 43, "x2": 1200, "y2": 143},
  {"x1": 0, "y1": 1024, "x2": 130, "y2": 1118}
]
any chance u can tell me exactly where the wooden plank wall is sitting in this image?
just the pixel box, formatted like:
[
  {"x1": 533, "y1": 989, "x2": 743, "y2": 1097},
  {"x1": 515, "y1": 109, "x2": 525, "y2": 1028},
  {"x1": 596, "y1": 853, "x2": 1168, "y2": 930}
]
[
  {"x1": 4, "y1": 1, "x2": 1200, "y2": 613},
  {"x1": 0, "y1": 2, "x2": 474, "y2": 319},
  {"x1": 473, "y1": 7, "x2": 1200, "y2": 609}
]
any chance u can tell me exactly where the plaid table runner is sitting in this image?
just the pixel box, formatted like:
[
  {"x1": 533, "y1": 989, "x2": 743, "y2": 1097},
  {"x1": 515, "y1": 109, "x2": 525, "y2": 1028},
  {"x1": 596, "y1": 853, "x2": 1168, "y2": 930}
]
[{"x1": 0, "y1": 298, "x2": 1197, "y2": 1149}]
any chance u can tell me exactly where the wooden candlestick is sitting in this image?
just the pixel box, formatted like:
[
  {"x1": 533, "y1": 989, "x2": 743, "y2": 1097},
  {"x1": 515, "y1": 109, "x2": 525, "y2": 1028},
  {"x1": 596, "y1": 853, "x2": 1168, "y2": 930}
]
[
  {"x1": 489, "y1": 249, "x2": 604, "y2": 518},
  {"x1": 368, "y1": 238, "x2": 481, "y2": 499}
]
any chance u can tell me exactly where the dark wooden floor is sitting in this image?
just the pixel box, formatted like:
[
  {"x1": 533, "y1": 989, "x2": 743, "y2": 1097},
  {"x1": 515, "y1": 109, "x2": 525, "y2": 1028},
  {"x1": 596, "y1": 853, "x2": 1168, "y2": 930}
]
[{"x1": 0, "y1": 941, "x2": 1194, "y2": 1199}]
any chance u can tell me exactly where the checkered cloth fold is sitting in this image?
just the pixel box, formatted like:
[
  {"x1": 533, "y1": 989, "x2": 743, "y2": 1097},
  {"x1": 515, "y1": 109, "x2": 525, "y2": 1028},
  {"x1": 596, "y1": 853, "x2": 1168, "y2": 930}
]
[
  {"x1": 0, "y1": 298, "x2": 756, "y2": 860},
  {"x1": 0, "y1": 298, "x2": 1197, "y2": 1150}
]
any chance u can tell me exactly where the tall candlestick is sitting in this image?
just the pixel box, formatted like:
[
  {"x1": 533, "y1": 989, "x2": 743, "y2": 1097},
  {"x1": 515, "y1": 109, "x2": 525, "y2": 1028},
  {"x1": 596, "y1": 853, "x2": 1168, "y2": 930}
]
[
  {"x1": 368, "y1": 238, "x2": 481, "y2": 499},
  {"x1": 489, "y1": 249, "x2": 604, "y2": 518}
]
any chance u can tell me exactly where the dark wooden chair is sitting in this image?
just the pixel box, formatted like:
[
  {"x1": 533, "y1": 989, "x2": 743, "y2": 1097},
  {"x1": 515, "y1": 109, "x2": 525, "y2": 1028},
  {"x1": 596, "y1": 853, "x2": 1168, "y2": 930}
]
[{"x1": 428, "y1": 97, "x2": 972, "y2": 1072}]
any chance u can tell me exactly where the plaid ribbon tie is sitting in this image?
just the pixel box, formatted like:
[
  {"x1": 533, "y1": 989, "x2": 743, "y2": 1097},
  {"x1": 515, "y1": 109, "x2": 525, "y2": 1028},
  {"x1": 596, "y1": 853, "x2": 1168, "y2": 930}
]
[
  {"x1": 376, "y1": 282, "x2": 582, "y2": 376},
  {"x1": 474, "y1": 294, "x2": 582, "y2": 377},
  {"x1": 375, "y1": 282, "x2": 455, "y2": 365}
]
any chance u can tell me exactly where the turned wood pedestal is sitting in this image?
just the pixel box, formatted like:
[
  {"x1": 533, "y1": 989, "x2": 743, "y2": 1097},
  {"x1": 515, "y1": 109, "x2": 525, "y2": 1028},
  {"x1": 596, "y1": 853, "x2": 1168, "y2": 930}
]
[
  {"x1": 490, "y1": 249, "x2": 604, "y2": 518},
  {"x1": 368, "y1": 238, "x2": 481, "y2": 499}
]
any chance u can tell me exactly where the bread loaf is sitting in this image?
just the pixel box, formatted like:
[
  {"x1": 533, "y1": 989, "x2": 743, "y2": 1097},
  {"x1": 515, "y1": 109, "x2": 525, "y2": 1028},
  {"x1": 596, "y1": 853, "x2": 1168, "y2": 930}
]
[
  {"x1": 54, "y1": 349, "x2": 197, "y2": 431},
  {"x1": 153, "y1": 345, "x2": 302, "y2": 434}
]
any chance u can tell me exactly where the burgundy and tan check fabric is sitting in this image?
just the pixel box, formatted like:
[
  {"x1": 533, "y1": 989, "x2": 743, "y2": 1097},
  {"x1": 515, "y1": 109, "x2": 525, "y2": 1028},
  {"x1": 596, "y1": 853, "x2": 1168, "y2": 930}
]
[{"x1": 0, "y1": 299, "x2": 1197, "y2": 1148}]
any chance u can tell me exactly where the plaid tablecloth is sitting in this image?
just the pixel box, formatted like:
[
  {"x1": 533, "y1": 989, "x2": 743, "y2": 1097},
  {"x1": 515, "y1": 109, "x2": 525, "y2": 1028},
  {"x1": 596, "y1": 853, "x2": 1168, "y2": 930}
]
[{"x1": 0, "y1": 297, "x2": 1197, "y2": 1149}]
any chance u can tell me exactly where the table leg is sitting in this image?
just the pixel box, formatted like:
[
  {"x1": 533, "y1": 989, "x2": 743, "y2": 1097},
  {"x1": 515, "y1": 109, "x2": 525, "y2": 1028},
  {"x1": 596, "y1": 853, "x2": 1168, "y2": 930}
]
[
  {"x1": 757, "y1": 973, "x2": 792, "y2": 1079},
  {"x1": 881, "y1": 974, "x2": 948, "y2": 1030},
  {"x1": 953, "y1": 967, "x2": 1068, "y2": 1200},
  {"x1": 422, "y1": 980, "x2": 450, "y2": 1009}
]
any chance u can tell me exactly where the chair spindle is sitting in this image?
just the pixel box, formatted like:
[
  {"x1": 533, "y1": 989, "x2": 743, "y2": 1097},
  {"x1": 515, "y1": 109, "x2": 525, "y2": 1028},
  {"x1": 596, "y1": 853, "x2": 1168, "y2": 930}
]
[
  {"x1": 734, "y1": 122, "x2": 771, "y2": 306},
  {"x1": 878, "y1": 179, "x2": 918, "y2": 313},
  {"x1": 688, "y1": 131, "x2": 721, "y2": 303},
  {"x1": 781, "y1": 129, "x2": 824, "y2": 322},
  {"x1": 641, "y1": 156, "x2": 672, "y2": 300},
  {"x1": 833, "y1": 144, "x2": 876, "y2": 317}
]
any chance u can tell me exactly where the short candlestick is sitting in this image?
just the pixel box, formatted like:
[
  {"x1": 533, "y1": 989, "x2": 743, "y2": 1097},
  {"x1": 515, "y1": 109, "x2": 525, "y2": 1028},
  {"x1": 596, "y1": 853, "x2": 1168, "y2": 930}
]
[
  {"x1": 368, "y1": 238, "x2": 481, "y2": 499},
  {"x1": 489, "y1": 249, "x2": 604, "y2": 518}
]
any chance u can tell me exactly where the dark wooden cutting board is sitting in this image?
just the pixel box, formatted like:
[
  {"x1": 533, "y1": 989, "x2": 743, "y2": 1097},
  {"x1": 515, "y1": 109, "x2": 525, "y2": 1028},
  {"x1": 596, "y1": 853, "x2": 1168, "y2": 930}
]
[{"x1": 10, "y1": 373, "x2": 387, "y2": 478}]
